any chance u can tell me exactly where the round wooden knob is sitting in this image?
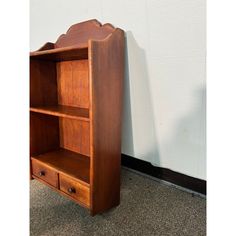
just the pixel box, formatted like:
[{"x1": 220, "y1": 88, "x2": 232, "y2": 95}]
[
  {"x1": 39, "y1": 171, "x2": 45, "y2": 176},
  {"x1": 68, "y1": 187, "x2": 75, "y2": 193}
]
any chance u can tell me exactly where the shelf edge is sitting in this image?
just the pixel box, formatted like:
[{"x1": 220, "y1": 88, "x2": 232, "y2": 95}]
[{"x1": 30, "y1": 107, "x2": 90, "y2": 122}]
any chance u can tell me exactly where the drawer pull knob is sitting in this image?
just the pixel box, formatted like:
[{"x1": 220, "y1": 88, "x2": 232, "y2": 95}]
[
  {"x1": 68, "y1": 187, "x2": 76, "y2": 193},
  {"x1": 39, "y1": 171, "x2": 45, "y2": 176}
]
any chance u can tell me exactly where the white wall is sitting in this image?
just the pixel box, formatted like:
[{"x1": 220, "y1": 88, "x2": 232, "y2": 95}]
[{"x1": 30, "y1": 0, "x2": 206, "y2": 180}]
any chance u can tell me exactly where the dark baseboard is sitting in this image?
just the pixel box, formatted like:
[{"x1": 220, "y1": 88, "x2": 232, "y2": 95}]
[{"x1": 121, "y1": 154, "x2": 206, "y2": 195}]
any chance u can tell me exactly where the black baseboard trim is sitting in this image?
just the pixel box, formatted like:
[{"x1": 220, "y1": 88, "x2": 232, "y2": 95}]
[{"x1": 121, "y1": 154, "x2": 206, "y2": 195}]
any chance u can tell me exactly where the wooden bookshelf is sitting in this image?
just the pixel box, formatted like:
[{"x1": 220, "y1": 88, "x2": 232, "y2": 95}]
[{"x1": 30, "y1": 19, "x2": 124, "y2": 215}]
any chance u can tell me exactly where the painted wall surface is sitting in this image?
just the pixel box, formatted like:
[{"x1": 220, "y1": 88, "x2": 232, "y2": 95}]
[{"x1": 30, "y1": 0, "x2": 206, "y2": 180}]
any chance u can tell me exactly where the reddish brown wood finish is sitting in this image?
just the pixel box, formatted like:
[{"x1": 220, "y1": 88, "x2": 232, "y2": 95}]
[
  {"x1": 31, "y1": 148, "x2": 90, "y2": 184},
  {"x1": 31, "y1": 159, "x2": 59, "y2": 188},
  {"x1": 89, "y1": 29, "x2": 125, "y2": 215},
  {"x1": 59, "y1": 118, "x2": 90, "y2": 156},
  {"x1": 30, "y1": 113, "x2": 59, "y2": 156},
  {"x1": 30, "y1": 45, "x2": 88, "y2": 61},
  {"x1": 30, "y1": 19, "x2": 124, "y2": 215},
  {"x1": 30, "y1": 60, "x2": 57, "y2": 107},
  {"x1": 32, "y1": 174, "x2": 90, "y2": 209},
  {"x1": 57, "y1": 60, "x2": 89, "y2": 108},
  {"x1": 60, "y1": 174, "x2": 90, "y2": 207},
  {"x1": 30, "y1": 105, "x2": 89, "y2": 121},
  {"x1": 55, "y1": 19, "x2": 115, "y2": 48}
]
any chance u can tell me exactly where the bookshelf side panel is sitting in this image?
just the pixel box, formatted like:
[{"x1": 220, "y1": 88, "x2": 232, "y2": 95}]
[{"x1": 89, "y1": 29, "x2": 125, "y2": 215}]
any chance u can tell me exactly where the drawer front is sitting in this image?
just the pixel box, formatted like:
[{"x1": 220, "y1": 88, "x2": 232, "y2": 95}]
[
  {"x1": 31, "y1": 159, "x2": 58, "y2": 188},
  {"x1": 59, "y1": 174, "x2": 90, "y2": 207}
]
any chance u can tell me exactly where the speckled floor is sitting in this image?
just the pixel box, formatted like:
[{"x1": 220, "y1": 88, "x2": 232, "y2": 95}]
[{"x1": 30, "y1": 168, "x2": 206, "y2": 236}]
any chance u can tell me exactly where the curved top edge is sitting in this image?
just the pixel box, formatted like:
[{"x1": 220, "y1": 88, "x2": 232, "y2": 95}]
[
  {"x1": 32, "y1": 19, "x2": 123, "y2": 52},
  {"x1": 89, "y1": 28, "x2": 124, "y2": 44},
  {"x1": 58, "y1": 19, "x2": 115, "y2": 38},
  {"x1": 54, "y1": 19, "x2": 118, "y2": 49}
]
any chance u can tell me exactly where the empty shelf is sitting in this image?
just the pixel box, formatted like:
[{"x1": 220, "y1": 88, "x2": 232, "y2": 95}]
[
  {"x1": 30, "y1": 105, "x2": 89, "y2": 121},
  {"x1": 31, "y1": 148, "x2": 90, "y2": 184}
]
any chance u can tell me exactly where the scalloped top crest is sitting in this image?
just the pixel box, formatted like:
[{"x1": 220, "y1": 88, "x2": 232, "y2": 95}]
[{"x1": 54, "y1": 19, "x2": 116, "y2": 48}]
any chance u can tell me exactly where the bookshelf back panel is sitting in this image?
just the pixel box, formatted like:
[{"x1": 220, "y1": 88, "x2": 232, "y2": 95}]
[
  {"x1": 30, "y1": 60, "x2": 58, "y2": 107},
  {"x1": 59, "y1": 118, "x2": 90, "y2": 156},
  {"x1": 57, "y1": 60, "x2": 89, "y2": 108},
  {"x1": 30, "y1": 112, "x2": 60, "y2": 156}
]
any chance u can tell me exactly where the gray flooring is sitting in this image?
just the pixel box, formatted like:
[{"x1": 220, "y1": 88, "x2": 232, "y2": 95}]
[{"x1": 30, "y1": 168, "x2": 206, "y2": 236}]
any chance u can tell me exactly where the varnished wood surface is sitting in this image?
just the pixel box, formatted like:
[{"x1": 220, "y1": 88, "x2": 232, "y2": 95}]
[
  {"x1": 31, "y1": 148, "x2": 90, "y2": 185},
  {"x1": 55, "y1": 19, "x2": 115, "y2": 48},
  {"x1": 89, "y1": 28, "x2": 125, "y2": 215},
  {"x1": 32, "y1": 176, "x2": 90, "y2": 209},
  {"x1": 31, "y1": 43, "x2": 87, "y2": 55},
  {"x1": 30, "y1": 19, "x2": 124, "y2": 215},
  {"x1": 31, "y1": 159, "x2": 59, "y2": 188},
  {"x1": 59, "y1": 118, "x2": 90, "y2": 156},
  {"x1": 57, "y1": 60, "x2": 89, "y2": 108},
  {"x1": 60, "y1": 173, "x2": 90, "y2": 207},
  {"x1": 30, "y1": 105, "x2": 89, "y2": 121},
  {"x1": 30, "y1": 113, "x2": 59, "y2": 156},
  {"x1": 30, "y1": 60, "x2": 57, "y2": 107},
  {"x1": 30, "y1": 20, "x2": 117, "y2": 62},
  {"x1": 30, "y1": 45, "x2": 88, "y2": 61}
]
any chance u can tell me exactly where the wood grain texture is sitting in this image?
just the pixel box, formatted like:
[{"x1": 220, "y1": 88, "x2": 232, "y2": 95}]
[
  {"x1": 30, "y1": 19, "x2": 116, "y2": 61},
  {"x1": 32, "y1": 175, "x2": 90, "y2": 209},
  {"x1": 30, "y1": 19, "x2": 124, "y2": 215},
  {"x1": 59, "y1": 118, "x2": 90, "y2": 156},
  {"x1": 30, "y1": 105, "x2": 89, "y2": 121},
  {"x1": 57, "y1": 60, "x2": 89, "y2": 108},
  {"x1": 30, "y1": 113, "x2": 59, "y2": 156},
  {"x1": 31, "y1": 148, "x2": 90, "y2": 184},
  {"x1": 30, "y1": 45, "x2": 88, "y2": 61},
  {"x1": 60, "y1": 174, "x2": 90, "y2": 207},
  {"x1": 30, "y1": 60, "x2": 58, "y2": 107},
  {"x1": 89, "y1": 28, "x2": 125, "y2": 215},
  {"x1": 55, "y1": 19, "x2": 115, "y2": 48},
  {"x1": 31, "y1": 159, "x2": 59, "y2": 188}
]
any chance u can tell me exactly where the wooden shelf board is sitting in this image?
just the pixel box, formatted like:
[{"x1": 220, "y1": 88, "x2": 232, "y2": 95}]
[
  {"x1": 30, "y1": 44, "x2": 88, "y2": 61},
  {"x1": 30, "y1": 105, "x2": 89, "y2": 121},
  {"x1": 31, "y1": 148, "x2": 90, "y2": 185}
]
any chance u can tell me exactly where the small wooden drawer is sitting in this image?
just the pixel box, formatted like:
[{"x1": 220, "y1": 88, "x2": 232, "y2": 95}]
[
  {"x1": 59, "y1": 174, "x2": 90, "y2": 207},
  {"x1": 31, "y1": 159, "x2": 58, "y2": 188}
]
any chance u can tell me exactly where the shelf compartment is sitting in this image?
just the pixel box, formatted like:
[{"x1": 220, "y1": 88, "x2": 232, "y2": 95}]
[
  {"x1": 30, "y1": 44, "x2": 88, "y2": 61},
  {"x1": 31, "y1": 148, "x2": 90, "y2": 185},
  {"x1": 30, "y1": 105, "x2": 89, "y2": 121}
]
